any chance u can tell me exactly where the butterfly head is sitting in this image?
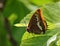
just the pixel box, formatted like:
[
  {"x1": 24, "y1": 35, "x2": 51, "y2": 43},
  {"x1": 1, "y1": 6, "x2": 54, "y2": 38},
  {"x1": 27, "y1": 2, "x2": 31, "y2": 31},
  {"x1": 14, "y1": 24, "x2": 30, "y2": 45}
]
[
  {"x1": 27, "y1": 27, "x2": 32, "y2": 33},
  {"x1": 27, "y1": 27, "x2": 30, "y2": 32}
]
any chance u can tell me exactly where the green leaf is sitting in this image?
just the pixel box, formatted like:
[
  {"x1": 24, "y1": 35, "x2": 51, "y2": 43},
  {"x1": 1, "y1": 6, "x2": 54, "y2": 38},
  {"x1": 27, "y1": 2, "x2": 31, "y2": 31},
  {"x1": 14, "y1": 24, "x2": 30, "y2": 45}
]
[
  {"x1": 14, "y1": 2, "x2": 60, "y2": 46},
  {"x1": 11, "y1": 27, "x2": 26, "y2": 46},
  {"x1": 29, "y1": 0, "x2": 53, "y2": 6},
  {"x1": 29, "y1": 0, "x2": 60, "y2": 6},
  {"x1": 3, "y1": 0, "x2": 30, "y2": 25},
  {"x1": 57, "y1": 39, "x2": 60, "y2": 46},
  {"x1": 0, "y1": 13, "x2": 11, "y2": 46}
]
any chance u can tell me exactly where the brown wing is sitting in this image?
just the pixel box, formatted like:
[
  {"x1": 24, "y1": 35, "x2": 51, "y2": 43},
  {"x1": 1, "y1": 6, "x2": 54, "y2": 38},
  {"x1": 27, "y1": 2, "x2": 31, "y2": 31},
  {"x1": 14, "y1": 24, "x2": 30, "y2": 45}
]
[
  {"x1": 36, "y1": 9, "x2": 47, "y2": 34},
  {"x1": 27, "y1": 9, "x2": 47, "y2": 34}
]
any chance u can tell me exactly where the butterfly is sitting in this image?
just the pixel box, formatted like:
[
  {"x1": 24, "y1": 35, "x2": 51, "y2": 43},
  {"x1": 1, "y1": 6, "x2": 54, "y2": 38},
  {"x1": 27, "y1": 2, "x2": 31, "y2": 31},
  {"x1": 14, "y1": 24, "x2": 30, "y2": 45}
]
[{"x1": 27, "y1": 9, "x2": 47, "y2": 34}]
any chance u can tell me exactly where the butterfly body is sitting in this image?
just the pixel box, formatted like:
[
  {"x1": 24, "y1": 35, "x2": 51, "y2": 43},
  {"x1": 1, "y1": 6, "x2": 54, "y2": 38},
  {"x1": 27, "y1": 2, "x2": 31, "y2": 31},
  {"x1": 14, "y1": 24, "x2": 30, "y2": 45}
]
[{"x1": 27, "y1": 9, "x2": 47, "y2": 34}]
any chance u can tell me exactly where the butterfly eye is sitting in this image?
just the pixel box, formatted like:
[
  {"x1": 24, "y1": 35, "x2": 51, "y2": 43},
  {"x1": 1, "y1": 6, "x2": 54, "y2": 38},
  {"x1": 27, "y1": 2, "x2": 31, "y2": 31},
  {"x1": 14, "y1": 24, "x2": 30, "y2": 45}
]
[
  {"x1": 27, "y1": 27, "x2": 32, "y2": 33},
  {"x1": 27, "y1": 27, "x2": 29, "y2": 31},
  {"x1": 27, "y1": 27, "x2": 31, "y2": 31}
]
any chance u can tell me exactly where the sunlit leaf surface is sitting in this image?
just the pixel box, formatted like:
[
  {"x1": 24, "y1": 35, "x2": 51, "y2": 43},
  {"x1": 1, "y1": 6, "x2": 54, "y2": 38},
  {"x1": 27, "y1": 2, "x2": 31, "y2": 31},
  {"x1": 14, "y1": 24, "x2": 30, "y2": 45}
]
[
  {"x1": 14, "y1": 2, "x2": 60, "y2": 46},
  {"x1": 1, "y1": 0, "x2": 60, "y2": 46}
]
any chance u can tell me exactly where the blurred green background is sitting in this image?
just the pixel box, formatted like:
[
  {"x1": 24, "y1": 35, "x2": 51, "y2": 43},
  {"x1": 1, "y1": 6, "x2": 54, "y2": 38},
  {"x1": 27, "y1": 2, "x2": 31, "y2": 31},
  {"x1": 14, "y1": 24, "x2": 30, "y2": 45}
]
[{"x1": 0, "y1": 0, "x2": 60, "y2": 46}]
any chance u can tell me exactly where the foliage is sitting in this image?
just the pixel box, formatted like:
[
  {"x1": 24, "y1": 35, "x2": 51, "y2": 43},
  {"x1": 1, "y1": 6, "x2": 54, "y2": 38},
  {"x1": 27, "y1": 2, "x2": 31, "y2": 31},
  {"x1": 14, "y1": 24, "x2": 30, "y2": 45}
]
[{"x1": 0, "y1": 0, "x2": 60, "y2": 46}]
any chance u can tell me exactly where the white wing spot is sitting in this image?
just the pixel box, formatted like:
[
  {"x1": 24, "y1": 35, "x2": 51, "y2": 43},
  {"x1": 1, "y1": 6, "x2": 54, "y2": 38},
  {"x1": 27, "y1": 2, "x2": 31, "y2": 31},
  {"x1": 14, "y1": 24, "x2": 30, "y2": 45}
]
[{"x1": 35, "y1": 14, "x2": 42, "y2": 30}]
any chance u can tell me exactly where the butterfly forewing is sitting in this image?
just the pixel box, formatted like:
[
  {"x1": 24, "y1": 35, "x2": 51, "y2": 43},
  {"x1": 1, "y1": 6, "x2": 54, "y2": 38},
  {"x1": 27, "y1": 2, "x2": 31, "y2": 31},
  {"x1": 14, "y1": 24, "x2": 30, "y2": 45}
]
[{"x1": 27, "y1": 9, "x2": 47, "y2": 34}]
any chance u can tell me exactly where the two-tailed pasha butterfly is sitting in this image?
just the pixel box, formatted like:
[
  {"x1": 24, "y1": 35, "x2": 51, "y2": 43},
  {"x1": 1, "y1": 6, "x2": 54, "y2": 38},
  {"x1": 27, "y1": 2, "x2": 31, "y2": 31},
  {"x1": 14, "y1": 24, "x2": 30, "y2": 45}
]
[{"x1": 27, "y1": 9, "x2": 47, "y2": 34}]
